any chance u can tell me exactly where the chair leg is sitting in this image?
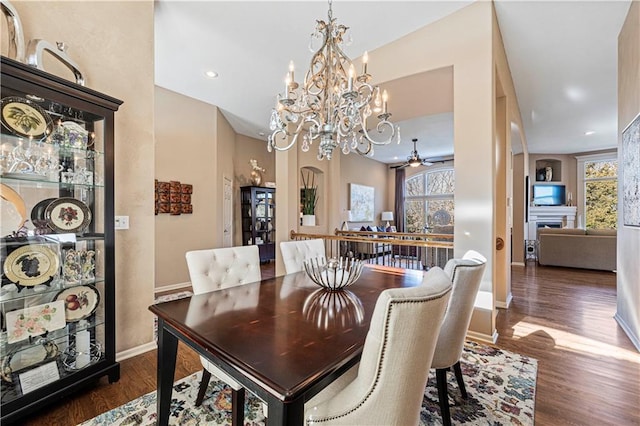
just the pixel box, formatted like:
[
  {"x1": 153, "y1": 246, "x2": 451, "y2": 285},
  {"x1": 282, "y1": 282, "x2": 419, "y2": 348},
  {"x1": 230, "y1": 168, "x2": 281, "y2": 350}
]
[
  {"x1": 436, "y1": 368, "x2": 452, "y2": 426},
  {"x1": 231, "y1": 387, "x2": 245, "y2": 426},
  {"x1": 453, "y1": 361, "x2": 468, "y2": 399},
  {"x1": 195, "y1": 369, "x2": 211, "y2": 407}
]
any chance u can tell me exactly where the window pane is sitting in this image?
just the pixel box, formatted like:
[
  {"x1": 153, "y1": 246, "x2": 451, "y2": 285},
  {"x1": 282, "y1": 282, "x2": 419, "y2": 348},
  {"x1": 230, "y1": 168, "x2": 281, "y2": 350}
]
[
  {"x1": 427, "y1": 169, "x2": 455, "y2": 195},
  {"x1": 406, "y1": 175, "x2": 424, "y2": 197},
  {"x1": 586, "y1": 180, "x2": 617, "y2": 229},
  {"x1": 405, "y1": 200, "x2": 425, "y2": 233},
  {"x1": 427, "y1": 199, "x2": 455, "y2": 227},
  {"x1": 585, "y1": 160, "x2": 617, "y2": 179}
]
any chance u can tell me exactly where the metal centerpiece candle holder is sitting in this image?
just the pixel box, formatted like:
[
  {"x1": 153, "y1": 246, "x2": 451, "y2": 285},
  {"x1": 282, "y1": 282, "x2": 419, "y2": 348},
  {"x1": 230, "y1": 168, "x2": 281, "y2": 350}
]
[{"x1": 303, "y1": 256, "x2": 364, "y2": 291}]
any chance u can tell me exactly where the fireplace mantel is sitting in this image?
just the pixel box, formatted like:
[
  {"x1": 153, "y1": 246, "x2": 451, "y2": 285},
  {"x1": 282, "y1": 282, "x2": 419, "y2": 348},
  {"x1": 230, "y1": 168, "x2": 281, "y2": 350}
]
[{"x1": 528, "y1": 206, "x2": 577, "y2": 239}]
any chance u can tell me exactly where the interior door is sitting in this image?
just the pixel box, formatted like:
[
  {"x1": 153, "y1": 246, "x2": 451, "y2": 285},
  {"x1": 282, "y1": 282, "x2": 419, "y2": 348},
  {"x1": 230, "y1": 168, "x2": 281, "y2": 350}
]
[{"x1": 223, "y1": 176, "x2": 232, "y2": 247}]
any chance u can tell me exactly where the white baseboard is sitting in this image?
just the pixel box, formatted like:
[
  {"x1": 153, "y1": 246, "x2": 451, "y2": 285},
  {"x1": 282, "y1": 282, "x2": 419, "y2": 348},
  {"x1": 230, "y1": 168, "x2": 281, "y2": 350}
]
[
  {"x1": 495, "y1": 293, "x2": 513, "y2": 309},
  {"x1": 116, "y1": 341, "x2": 156, "y2": 362},
  {"x1": 154, "y1": 281, "x2": 191, "y2": 294},
  {"x1": 614, "y1": 313, "x2": 640, "y2": 352},
  {"x1": 511, "y1": 262, "x2": 525, "y2": 267}
]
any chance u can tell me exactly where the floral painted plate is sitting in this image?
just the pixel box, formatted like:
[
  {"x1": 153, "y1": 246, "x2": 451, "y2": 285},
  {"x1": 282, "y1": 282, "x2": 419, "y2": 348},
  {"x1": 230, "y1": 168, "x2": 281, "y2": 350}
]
[
  {"x1": 44, "y1": 197, "x2": 92, "y2": 233},
  {"x1": 54, "y1": 284, "x2": 100, "y2": 322},
  {"x1": 0, "y1": 96, "x2": 53, "y2": 140},
  {"x1": 3, "y1": 244, "x2": 60, "y2": 286}
]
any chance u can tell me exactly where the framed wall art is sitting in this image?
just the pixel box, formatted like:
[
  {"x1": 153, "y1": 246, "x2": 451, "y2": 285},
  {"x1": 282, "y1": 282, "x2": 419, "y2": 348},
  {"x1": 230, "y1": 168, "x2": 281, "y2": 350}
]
[
  {"x1": 155, "y1": 180, "x2": 193, "y2": 215},
  {"x1": 349, "y1": 183, "x2": 374, "y2": 222},
  {"x1": 622, "y1": 112, "x2": 640, "y2": 227}
]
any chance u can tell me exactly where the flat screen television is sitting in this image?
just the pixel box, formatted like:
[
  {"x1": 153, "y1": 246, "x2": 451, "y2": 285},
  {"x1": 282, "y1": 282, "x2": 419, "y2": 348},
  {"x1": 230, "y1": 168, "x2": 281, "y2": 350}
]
[{"x1": 533, "y1": 184, "x2": 566, "y2": 206}]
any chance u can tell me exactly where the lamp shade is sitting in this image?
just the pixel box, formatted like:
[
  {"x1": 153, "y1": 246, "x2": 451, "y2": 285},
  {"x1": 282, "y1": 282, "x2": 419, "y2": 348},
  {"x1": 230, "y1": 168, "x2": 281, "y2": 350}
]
[{"x1": 381, "y1": 211, "x2": 394, "y2": 221}]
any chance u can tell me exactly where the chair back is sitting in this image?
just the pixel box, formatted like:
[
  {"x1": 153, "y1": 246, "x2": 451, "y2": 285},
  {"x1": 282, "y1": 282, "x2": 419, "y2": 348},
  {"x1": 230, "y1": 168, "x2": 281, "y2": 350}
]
[
  {"x1": 431, "y1": 250, "x2": 487, "y2": 369},
  {"x1": 279, "y1": 239, "x2": 326, "y2": 274},
  {"x1": 305, "y1": 267, "x2": 452, "y2": 425},
  {"x1": 185, "y1": 245, "x2": 261, "y2": 295}
]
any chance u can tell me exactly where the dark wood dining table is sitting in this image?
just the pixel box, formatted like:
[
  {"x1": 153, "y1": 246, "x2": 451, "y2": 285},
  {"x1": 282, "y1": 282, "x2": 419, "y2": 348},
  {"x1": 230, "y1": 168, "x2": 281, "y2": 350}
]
[{"x1": 149, "y1": 264, "x2": 425, "y2": 426}]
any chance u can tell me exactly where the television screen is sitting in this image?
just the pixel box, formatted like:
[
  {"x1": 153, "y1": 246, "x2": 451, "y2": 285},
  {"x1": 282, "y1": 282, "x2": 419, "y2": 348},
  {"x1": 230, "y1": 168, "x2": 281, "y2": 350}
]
[{"x1": 533, "y1": 184, "x2": 566, "y2": 206}]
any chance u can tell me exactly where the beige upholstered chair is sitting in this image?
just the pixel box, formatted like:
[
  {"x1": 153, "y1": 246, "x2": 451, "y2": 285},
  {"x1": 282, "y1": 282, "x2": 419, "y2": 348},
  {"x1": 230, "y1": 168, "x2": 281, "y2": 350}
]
[
  {"x1": 279, "y1": 238, "x2": 326, "y2": 274},
  {"x1": 303, "y1": 267, "x2": 453, "y2": 425},
  {"x1": 185, "y1": 245, "x2": 262, "y2": 426},
  {"x1": 431, "y1": 250, "x2": 487, "y2": 426}
]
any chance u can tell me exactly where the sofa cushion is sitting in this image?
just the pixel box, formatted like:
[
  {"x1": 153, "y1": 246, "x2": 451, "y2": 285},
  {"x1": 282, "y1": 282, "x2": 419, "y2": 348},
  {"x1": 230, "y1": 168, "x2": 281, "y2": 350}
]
[
  {"x1": 586, "y1": 228, "x2": 617, "y2": 236},
  {"x1": 537, "y1": 228, "x2": 586, "y2": 236}
]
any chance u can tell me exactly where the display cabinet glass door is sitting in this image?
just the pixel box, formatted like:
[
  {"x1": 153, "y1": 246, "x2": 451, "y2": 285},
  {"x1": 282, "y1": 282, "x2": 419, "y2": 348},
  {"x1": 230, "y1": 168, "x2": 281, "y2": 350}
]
[
  {"x1": 0, "y1": 56, "x2": 120, "y2": 423},
  {"x1": 241, "y1": 186, "x2": 275, "y2": 262}
]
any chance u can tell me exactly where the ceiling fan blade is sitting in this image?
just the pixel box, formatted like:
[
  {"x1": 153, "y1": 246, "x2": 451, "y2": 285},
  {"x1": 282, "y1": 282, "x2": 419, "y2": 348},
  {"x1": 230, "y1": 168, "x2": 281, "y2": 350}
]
[{"x1": 390, "y1": 162, "x2": 410, "y2": 169}]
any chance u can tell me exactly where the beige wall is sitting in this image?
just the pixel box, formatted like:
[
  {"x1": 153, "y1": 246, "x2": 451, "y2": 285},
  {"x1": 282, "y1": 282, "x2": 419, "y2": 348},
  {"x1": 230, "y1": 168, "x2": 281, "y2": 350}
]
[
  {"x1": 154, "y1": 86, "x2": 217, "y2": 288},
  {"x1": 233, "y1": 134, "x2": 275, "y2": 246},
  {"x1": 4, "y1": 1, "x2": 156, "y2": 353},
  {"x1": 617, "y1": 0, "x2": 640, "y2": 351},
  {"x1": 373, "y1": 2, "x2": 496, "y2": 340}
]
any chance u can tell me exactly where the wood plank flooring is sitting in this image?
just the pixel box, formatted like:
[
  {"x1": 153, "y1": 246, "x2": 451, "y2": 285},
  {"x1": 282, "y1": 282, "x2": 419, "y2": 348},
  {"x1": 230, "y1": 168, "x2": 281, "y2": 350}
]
[{"x1": 15, "y1": 263, "x2": 640, "y2": 425}]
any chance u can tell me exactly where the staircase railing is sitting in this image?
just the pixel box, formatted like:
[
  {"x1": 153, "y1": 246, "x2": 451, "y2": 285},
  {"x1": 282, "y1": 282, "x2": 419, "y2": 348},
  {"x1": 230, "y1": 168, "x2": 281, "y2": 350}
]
[{"x1": 289, "y1": 229, "x2": 454, "y2": 271}]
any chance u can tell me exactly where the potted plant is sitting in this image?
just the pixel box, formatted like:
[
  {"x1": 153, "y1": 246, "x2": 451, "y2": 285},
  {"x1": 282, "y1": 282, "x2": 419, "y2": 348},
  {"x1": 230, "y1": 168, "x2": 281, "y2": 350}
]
[{"x1": 301, "y1": 170, "x2": 318, "y2": 226}]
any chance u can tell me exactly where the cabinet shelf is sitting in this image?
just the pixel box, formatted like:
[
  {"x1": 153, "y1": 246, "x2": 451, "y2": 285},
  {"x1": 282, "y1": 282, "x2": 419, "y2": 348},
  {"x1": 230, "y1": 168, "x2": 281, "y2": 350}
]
[
  {"x1": 0, "y1": 56, "x2": 121, "y2": 423},
  {"x1": 241, "y1": 186, "x2": 275, "y2": 262}
]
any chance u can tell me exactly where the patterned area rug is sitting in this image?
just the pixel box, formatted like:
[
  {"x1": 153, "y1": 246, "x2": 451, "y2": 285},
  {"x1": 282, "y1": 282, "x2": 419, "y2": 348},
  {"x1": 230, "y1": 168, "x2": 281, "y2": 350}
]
[{"x1": 79, "y1": 341, "x2": 536, "y2": 426}]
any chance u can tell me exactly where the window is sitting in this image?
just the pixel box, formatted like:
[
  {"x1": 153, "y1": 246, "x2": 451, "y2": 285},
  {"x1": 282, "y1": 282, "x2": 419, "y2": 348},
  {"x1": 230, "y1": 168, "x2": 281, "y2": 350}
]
[
  {"x1": 404, "y1": 168, "x2": 455, "y2": 232},
  {"x1": 578, "y1": 154, "x2": 617, "y2": 229}
]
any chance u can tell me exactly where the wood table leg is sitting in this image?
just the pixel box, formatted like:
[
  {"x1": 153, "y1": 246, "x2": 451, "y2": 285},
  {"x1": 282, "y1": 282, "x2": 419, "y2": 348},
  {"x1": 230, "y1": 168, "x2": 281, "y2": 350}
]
[
  {"x1": 266, "y1": 394, "x2": 304, "y2": 426},
  {"x1": 157, "y1": 319, "x2": 178, "y2": 426}
]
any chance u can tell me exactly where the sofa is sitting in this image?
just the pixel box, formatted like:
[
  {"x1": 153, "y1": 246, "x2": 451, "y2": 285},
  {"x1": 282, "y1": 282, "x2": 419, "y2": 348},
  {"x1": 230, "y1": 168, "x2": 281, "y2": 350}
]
[
  {"x1": 351, "y1": 226, "x2": 392, "y2": 258},
  {"x1": 537, "y1": 228, "x2": 616, "y2": 271}
]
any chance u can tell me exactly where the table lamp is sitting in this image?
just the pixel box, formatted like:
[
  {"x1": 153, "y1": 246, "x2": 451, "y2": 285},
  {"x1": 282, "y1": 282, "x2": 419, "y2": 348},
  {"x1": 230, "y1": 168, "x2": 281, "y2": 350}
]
[
  {"x1": 381, "y1": 211, "x2": 394, "y2": 229},
  {"x1": 341, "y1": 210, "x2": 353, "y2": 230}
]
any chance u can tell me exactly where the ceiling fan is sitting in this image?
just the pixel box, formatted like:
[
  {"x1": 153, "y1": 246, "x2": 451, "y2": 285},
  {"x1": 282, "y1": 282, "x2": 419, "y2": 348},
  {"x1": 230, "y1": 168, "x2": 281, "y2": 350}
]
[{"x1": 392, "y1": 138, "x2": 434, "y2": 169}]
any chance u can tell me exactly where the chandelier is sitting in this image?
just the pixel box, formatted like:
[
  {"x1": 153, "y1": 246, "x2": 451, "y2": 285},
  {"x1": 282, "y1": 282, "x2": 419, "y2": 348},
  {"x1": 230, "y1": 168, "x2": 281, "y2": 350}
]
[{"x1": 267, "y1": 0, "x2": 399, "y2": 161}]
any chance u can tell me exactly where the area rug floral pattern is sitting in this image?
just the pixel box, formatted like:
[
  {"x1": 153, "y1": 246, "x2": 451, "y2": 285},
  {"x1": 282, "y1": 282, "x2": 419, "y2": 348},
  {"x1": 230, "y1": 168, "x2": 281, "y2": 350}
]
[{"x1": 79, "y1": 340, "x2": 536, "y2": 426}]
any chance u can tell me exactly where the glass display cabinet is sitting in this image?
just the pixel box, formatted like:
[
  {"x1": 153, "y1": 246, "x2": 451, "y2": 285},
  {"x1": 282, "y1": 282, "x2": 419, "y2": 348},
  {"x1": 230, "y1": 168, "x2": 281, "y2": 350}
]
[
  {"x1": 241, "y1": 186, "x2": 275, "y2": 262},
  {"x1": 0, "y1": 56, "x2": 121, "y2": 423}
]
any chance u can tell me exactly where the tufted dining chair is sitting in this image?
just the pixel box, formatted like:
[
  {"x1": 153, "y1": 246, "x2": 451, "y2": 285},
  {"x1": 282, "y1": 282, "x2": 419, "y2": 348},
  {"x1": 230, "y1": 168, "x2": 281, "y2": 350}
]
[
  {"x1": 303, "y1": 267, "x2": 452, "y2": 425},
  {"x1": 280, "y1": 238, "x2": 326, "y2": 274},
  {"x1": 185, "y1": 245, "x2": 262, "y2": 426},
  {"x1": 431, "y1": 250, "x2": 487, "y2": 426}
]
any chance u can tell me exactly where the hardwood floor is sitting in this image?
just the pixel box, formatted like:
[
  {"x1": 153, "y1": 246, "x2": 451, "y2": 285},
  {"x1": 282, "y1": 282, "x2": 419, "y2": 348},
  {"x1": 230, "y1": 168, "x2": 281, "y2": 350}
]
[
  {"x1": 16, "y1": 263, "x2": 640, "y2": 425},
  {"x1": 496, "y1": 265, "x2": 639, "y2": 425}
]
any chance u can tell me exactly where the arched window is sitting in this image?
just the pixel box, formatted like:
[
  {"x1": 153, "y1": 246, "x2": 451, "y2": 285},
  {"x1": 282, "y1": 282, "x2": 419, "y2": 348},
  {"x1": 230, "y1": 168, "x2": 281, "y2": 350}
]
[{"x1": 404, "y1": 167, "x2": 455, "y2": 232}]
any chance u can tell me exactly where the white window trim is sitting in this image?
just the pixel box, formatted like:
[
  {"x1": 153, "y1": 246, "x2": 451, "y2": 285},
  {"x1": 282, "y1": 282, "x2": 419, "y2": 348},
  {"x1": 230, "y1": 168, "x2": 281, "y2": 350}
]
[
  {"x1": 404, "y1": 166, "x2": 455, "y2": 231},
  {"x1": 575, "y1": 152, "x2": 617, "y2": 228}
]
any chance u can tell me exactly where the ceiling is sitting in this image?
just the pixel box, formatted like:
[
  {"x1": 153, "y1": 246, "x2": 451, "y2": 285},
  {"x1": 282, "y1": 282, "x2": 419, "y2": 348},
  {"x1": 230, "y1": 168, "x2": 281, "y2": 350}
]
[{"x1": 155, "y1": 0, "x2": 631, "y2": 164}]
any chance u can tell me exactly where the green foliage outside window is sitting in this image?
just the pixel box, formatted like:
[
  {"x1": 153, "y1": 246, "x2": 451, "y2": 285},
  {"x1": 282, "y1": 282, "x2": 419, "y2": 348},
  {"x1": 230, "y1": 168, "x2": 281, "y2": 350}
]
[{"x1": 585, "y1": 160, "x2": 617, "y2": 229}]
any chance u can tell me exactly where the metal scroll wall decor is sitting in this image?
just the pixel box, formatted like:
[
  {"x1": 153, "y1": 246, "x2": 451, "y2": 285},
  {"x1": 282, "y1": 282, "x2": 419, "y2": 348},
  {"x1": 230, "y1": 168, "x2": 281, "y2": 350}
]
[
  {"x1": 1, "y1": 0, "x2": 86, "y2": 86},
  {"x1": 155, "y1": 180, "x2": 193, "y2": 216}
]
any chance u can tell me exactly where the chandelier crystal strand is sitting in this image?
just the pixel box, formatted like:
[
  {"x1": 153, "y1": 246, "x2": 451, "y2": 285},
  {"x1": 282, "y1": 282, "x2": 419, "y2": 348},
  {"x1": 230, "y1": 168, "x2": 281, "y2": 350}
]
[{"x1": 268, "y1": 0, "x2": 397, "y2": 160}]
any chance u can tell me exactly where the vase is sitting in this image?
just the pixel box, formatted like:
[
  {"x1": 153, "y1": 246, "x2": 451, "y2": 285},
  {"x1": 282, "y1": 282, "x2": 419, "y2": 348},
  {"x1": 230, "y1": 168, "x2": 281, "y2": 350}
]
[
  {"x1": 302, "y1": 214, "x2": 316, "y2": 226},
  {"x1": 250, "y1": 170, "x2": 263, "y2": 186},
  {"x1": 545, "y1": 166, "x2": 553, "y2": 182}
]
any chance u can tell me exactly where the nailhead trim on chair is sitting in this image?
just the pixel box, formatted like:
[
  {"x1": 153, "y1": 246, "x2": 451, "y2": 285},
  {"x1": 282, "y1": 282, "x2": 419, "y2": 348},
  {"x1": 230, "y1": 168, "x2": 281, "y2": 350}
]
[{"x1": 306, "y1": 288, "x2": 451, "y2": 424}]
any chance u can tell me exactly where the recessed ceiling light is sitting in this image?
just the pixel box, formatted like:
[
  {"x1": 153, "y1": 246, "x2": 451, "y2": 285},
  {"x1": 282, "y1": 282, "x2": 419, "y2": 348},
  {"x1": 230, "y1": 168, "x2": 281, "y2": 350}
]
[
  {"x1": 585, "y1": 130, "x2": 595, "y2": 136},
  {"x1": 204, "y1": 70, "x2": 218, "y2": 79},
  {"x1": 393, "y1": 156, "x2": 398, "y2": 160},
  {"x1": 258, "y1": 132, "x2": 265, "y2": 137}
]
